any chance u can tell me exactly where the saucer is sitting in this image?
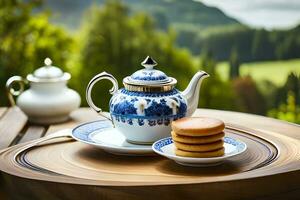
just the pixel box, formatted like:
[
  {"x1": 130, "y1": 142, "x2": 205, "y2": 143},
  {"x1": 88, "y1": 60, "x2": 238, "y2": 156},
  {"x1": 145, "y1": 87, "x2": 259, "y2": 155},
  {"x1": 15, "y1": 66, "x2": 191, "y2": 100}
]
[
  {"x1": 71, "y1": 120, "x2": 154, "y2": 156},
  {"x1": 152, "y1": 136, "x2": 247, "y2": 167}
]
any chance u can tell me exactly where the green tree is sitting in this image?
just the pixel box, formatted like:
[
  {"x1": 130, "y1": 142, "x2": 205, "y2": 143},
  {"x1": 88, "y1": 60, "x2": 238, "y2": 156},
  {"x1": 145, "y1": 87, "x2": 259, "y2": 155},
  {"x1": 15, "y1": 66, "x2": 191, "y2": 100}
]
[
  {"x1": 268, "y1": 91, "x2": 300, "y2": 124},
  {"x1": 199, "y1": 52, "x2": 237, "y2": 110},
  {"x1": 275, "y1": 73, "x2": 300, "y2": 107},
  {"x1": 258, "y1": 80, "x2": 278, "y2": 110},
  {"x1": 229, "y1": 46, "x2": 240, "y2": 79},
  {"x1": 232, "y1": 76, "x2": 267, "y2": 115},
  {"x1": 70, "y1": 0, "x2": 195, "y2": 109},
  {"x1": 251, "y1": 29, "x2": 275, "y2": 60},
  {"x1": 275, "y1": 26, "x2": 300, "y2": 60},
  {"x1": 0, "y1": 0, "x2": 73, "y2": 105}
]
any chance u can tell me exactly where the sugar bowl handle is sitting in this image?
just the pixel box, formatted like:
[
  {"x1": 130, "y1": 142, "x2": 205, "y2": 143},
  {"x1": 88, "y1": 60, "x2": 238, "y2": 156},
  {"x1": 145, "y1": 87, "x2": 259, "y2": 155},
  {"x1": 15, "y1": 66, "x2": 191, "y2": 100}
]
[
  {"x1": 6, "y1": 76, "x2": 27, "y2": 106},
  {"x1": 86, "y1": 72, "x2": 118, "y2": 120}
]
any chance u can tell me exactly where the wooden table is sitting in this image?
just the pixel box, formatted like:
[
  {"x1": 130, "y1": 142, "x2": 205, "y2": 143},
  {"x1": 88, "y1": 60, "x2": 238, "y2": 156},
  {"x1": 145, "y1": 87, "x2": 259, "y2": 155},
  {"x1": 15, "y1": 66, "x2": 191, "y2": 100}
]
[
  {"x1": 0, "y1": 107, "x2": 101, "y2": 199},
  {"x1": 1, "y1": 107, "x2": 300, "y2": 199},
  {"x1": 0, "y1": 107, "x2": 101, "y2": 150}
]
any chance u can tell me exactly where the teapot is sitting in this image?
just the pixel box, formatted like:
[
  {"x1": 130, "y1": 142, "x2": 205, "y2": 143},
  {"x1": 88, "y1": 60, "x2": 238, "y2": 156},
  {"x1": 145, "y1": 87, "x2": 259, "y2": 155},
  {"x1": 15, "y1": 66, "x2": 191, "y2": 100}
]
[
  {"x1": 6, "y1": 58, "x2": 81, "y2": 124},
  {"x1": 86, "y1": 56, "x2": 209, "y2": 144}
]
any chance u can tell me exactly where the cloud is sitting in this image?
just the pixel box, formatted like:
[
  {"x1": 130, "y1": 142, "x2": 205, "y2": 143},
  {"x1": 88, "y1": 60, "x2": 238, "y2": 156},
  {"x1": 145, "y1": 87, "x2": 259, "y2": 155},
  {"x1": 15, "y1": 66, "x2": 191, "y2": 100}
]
[{"x1": 198, "y1": 0, "x2": 300, "y2": 29}]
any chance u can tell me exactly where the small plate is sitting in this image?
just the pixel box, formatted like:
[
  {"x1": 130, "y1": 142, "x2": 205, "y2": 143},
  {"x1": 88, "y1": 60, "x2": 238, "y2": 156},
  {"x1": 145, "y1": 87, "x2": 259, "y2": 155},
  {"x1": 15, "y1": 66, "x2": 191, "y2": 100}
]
[
  {"x1": 152, "y1": 136, "x2": 247, "y2": 167},
  {"x1": 71, "y1": 120, "x2": 153, "y2": 156}
]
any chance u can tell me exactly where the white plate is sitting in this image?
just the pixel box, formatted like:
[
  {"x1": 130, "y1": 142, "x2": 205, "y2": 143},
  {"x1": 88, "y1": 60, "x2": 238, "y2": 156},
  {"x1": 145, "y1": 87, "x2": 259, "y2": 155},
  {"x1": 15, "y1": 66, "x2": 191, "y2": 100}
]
[
  {"x1": 71, "y1": 120, "x2": 153, "y2": 156},
  {"x1": 152, "y1": 136, "x2": 247, "y2": 167}
]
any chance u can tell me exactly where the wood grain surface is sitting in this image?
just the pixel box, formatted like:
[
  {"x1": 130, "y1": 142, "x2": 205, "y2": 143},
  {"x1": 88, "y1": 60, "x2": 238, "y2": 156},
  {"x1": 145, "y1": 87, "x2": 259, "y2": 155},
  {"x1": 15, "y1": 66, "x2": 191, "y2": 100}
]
[
  {"x1": 45, "y1": 108, "x2": 101, "y2": 136},
  {"x1": 0, "y1": 107, "x2": 27, "y2": 149},
  {"x1": 1, "y1": 109, "x2": 300, "y2": 199},
  {"x1": 18, "y1": 126, "x2": 46, "y2": 144},
  {"x1": 20, "y1": 127, "x2": 277, "y2": 183}
]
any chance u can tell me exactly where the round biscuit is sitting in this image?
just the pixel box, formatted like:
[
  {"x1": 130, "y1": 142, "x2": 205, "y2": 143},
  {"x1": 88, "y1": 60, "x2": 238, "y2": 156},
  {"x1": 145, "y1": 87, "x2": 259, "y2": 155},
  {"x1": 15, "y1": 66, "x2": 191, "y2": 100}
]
[
  {"x1": 171, "y1": 131, "x2": 225, "y2": 144},
  {"x1": 175, "y1": 147, "x2": 225, "y2": 158},
  {"x1": 174, "y1": 140, "x2": 224, "y2": 152},
  {"x1": 172, "y1": 117, "x2": 225, "y2": 136}
]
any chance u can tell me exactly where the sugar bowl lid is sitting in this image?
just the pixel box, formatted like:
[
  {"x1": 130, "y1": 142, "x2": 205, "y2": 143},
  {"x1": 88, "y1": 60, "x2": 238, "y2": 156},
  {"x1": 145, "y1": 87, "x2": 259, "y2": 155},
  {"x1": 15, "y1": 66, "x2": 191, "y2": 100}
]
[
  {"x1": 123, "y1": 56, "x2": 177, "y2": 92},
  {"x1": 27, "y1": 58, "x2": 70, "y2": 82}
]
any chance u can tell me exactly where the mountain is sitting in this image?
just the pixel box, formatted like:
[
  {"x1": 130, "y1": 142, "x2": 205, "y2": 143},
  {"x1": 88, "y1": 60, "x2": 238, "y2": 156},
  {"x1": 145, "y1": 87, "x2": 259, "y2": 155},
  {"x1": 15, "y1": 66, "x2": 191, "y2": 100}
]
[{"x1": 42, "y1": 0, "x2": 241, "y2": 30}]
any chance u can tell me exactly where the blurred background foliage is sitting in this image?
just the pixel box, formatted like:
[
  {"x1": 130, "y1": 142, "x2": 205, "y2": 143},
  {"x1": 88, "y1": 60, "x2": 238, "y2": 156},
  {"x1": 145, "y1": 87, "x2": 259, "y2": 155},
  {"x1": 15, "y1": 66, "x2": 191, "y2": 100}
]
[{"x1": 1, "y1": 0, "x2": 300, "y2": 124}]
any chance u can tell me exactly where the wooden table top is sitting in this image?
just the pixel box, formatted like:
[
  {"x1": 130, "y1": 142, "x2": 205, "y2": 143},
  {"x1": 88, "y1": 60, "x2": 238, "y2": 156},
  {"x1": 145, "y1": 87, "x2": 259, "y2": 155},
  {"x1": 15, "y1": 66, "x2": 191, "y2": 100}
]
[
  {"x1": 0, "y1": 107, "x2": 101, "y2": 199},
  {"x1": 0, "y1": 107, "x2": 102, "y2": 150},
  {"x1": 1, "y1": 106, "x2": 299, "y2": 151},
  {"x1": 1, "y1": 107, "x2": 300, "y2": 199}
]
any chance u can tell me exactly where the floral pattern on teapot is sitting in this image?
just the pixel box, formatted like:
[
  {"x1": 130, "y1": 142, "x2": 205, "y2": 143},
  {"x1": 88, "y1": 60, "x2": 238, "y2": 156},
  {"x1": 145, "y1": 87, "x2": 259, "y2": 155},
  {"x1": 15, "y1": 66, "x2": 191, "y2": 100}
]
[
  {"x1": 110, "y1": 88, "x2": 187, "y2": 126},
  {"x1": 131, "y1": 70, "x2": 167, "y2": 81}
]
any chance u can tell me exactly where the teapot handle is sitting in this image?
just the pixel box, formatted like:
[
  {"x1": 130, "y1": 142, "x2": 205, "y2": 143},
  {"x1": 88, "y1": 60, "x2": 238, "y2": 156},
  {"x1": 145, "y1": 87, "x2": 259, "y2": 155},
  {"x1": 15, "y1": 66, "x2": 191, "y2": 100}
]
[
  {"x1": 6, "y1": 76, "x2": 27, "y2": 106},
  {"x1": 86, "y1": 72, "x2": 119, "y2": 121}
]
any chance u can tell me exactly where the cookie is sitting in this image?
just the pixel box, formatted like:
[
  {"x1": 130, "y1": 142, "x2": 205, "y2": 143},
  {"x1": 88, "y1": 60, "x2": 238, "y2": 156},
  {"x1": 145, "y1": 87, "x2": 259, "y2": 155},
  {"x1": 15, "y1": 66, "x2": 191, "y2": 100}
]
[
  {"x1": 174, "y1": 140, "x2": 224, "y2": 152},
  {"x1": 171, "y1": 117, "x2": 225, "y2": 136},
  {"x1": 175, "y1": 147, "x2": 225, "y2": 158},
  {"x1": 171, "y1": 131, "x2": 225, "y2": 144}
]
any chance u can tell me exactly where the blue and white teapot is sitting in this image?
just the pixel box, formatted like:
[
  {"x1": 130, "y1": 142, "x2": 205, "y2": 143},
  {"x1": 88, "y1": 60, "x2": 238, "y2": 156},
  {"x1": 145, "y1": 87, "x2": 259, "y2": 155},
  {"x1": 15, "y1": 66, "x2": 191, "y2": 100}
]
[{"x1": 86, "y1": 56, "x2": 209, "y2": 144}]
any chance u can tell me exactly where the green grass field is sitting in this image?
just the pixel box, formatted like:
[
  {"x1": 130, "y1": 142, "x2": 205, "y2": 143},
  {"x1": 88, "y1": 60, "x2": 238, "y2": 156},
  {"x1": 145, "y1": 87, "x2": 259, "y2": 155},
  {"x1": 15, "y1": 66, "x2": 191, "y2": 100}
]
[{"x1": 216, "y1": 59, "x2": 300, "y2": 86}]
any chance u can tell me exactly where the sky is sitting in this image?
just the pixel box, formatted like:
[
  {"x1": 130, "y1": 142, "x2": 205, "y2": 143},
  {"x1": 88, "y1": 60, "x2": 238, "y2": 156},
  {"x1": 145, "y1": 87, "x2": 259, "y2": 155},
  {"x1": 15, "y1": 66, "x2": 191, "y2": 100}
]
[{"x1": 199, "y1": 0, "x2": 300, "y2": 29}]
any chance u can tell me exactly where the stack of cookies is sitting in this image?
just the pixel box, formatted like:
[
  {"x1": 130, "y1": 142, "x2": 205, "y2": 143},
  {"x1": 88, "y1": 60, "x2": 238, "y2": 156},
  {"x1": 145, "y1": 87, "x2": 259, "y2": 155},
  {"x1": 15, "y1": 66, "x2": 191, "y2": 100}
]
[{"x1": 171, "y1": 117, "x2": 225, "y2": 158}]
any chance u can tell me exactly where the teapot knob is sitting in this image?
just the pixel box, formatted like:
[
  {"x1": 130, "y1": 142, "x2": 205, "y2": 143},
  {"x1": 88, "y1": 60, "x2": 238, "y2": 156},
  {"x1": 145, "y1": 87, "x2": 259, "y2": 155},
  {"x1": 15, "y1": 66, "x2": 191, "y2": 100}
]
[
  {"x1": 44, "y1": 57, "x2": 52, "y2": 66},
  {"x1": 141, "y1": 56, "x2": 157, "y2": 70}
]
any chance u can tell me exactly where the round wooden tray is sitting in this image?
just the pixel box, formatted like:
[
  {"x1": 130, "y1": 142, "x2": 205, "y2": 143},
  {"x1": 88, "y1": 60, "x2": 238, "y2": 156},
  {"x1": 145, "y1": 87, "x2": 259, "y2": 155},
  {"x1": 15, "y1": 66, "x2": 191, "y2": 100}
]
[
  {"x1": 18, "y1": 126, "x2": 278, "y2": 184},
  {"x1": 1, "y1": 109, "x2": 300, "y2": 199}
]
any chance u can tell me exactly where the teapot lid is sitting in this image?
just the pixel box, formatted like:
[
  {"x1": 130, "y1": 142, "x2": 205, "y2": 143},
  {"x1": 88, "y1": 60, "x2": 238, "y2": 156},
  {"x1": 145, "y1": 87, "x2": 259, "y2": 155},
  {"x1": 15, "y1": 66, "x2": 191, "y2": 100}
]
[
  {"x1": 123, "y1": 56, "x2": 177, "y2": 92},
  {"x1": 27, "y1": 58, "x2": 70, "y2": 82},
  {"x1": 33, "y1": 58, "x2": 64, "y2": 78}
]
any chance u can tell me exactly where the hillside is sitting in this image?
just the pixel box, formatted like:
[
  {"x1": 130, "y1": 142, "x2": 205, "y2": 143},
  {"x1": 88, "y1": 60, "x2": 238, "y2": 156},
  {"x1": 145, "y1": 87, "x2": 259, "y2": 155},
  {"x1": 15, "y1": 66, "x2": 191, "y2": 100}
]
[
  {"x1": 42, "y1": 0, "x2": 240, "y2": 30},
  {"x1": 217, "y1": 59, "x2": 300, "y2": 86},
  {"x1": 41, "y1": 0, "x2": 300, "y2": 62}
]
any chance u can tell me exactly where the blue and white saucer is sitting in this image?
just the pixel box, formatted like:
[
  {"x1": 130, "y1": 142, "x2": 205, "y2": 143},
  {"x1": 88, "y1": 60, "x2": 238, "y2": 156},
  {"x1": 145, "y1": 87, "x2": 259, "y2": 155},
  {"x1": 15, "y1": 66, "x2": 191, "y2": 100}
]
[
  {"x1": 71, "y1": 120, "x2": 153, "y2": 156},
  {"x1": 152, "y1": 137, "x2": 247, "y2": 167}
]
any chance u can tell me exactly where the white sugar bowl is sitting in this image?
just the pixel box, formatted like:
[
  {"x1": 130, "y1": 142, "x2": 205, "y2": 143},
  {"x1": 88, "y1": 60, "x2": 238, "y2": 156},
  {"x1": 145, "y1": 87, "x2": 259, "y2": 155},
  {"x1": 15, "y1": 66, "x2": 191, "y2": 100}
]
[{"x1": 6, "y1": 58, "x2": 81, "y2": 124}]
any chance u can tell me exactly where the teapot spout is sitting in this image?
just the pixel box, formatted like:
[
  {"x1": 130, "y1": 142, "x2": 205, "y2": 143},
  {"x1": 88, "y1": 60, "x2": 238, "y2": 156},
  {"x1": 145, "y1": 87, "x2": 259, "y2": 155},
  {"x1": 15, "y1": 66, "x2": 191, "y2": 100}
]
[{"x1": 182, "y1": 71, "x2": 209, "y2": 116}]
